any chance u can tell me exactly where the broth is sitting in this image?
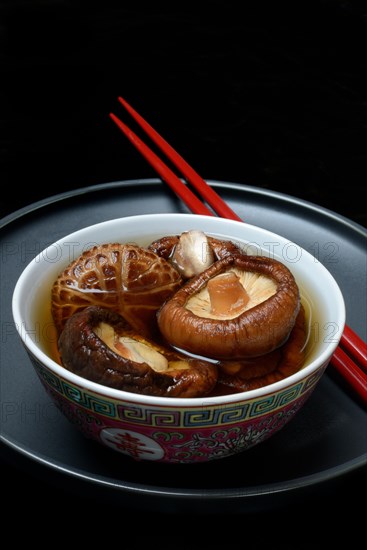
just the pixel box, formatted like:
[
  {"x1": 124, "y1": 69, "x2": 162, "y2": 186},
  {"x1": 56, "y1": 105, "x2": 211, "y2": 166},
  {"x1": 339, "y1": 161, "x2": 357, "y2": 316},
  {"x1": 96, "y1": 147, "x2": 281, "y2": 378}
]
[
  {"x1": 34, "y1": 275, "x2": 318, "y2": 397},
  {"x1": 32, "y1": 234, "x2": 321, "y2": 397}
]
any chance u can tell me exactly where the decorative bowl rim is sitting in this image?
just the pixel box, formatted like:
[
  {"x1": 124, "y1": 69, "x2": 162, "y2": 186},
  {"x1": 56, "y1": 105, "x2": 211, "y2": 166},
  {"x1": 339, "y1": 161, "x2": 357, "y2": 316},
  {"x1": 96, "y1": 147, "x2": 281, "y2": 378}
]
[{"x1": 12, "y1": 213, "x2": 346, "y2": 407}]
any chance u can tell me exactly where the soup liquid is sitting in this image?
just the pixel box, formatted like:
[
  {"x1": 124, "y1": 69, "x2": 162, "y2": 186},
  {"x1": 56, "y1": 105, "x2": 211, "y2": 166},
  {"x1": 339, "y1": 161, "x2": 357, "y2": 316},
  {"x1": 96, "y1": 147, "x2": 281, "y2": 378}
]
[{"x1": 34, "y1": 268, "x2": 320, "y2": 397}]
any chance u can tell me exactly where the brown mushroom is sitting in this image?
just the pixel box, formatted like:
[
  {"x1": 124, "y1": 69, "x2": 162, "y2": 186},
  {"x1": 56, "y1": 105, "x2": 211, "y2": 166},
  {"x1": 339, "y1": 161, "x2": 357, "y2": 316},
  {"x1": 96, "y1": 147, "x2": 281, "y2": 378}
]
[
  {"x1": 58, "y1": 306, "x2": 218, "y2": 398},
  {"x1": 51, "y1": 243, "x2": 182, "y2": 337},
  {"x1": 214, "y1": 304, "x2": 307, "y2": 394},
  {"x1": 148, "y1": 230, "x2": 243, "y2": 279},
  {"x1": 157, "y1": 254, "x2": 301, "y2": 359}
]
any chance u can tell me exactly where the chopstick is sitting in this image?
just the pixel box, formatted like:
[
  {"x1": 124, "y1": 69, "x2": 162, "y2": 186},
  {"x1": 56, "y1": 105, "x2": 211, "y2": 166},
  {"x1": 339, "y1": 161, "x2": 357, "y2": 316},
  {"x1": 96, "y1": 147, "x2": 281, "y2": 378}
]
[
  {"x1": 331, "y1": 347, "x2": 367, "y2": 403},
  {"x1": 109, "y1": 112, "x2": 214, "y2": 217},
  {"x1": 109, "y1": 96, "x2": 367, "y2": 405},
  {"x1": 340, "y1": 324, "x2": 367, "y2": 374},
  {"x1": 112, "y1": 97, "x2": 242, "y2": 221}
]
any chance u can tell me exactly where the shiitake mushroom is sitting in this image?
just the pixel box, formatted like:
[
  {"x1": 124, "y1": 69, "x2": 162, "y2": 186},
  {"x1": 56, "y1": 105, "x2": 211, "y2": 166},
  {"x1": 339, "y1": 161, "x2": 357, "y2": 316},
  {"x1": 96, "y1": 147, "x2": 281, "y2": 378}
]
[
  {"x1": 52, "y1": 232, "x2": 306, "y2": 397},
  {"x1": 148, "y1": 230, "x2": 243, "y2": 279},
  {"x1": 58, "y1": 306, "x2": 218, "y2": 398},
  {"x1": 51, "y1": 243, "x2": 182, "y2": 337},
  {"x1": 214, "y1": 305, "x2": 307, "y2": 394},
  {"x1": 157, "y1": 254, "x2": 301, "y2": 360}
]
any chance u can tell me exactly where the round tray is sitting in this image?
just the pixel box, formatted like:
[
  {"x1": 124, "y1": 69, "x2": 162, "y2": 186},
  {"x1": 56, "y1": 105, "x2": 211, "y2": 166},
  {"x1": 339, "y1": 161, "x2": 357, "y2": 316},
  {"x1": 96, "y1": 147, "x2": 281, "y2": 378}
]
[{"x1": 1, "y1": 179, "x2": 366, "y2": 514}]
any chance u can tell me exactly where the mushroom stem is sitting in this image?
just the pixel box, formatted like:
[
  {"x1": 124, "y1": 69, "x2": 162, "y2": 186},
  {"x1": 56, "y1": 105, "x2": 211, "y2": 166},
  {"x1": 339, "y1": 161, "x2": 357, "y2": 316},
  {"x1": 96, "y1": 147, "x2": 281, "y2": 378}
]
[
  {"x1": 157, "y1": 254, "x2": 301, "y2": 359},
  {"x1": 207, "y1": 272, "x2": 250, "y2": 317},
  {"x1": 171, "y1": 230, "x2": 215, "y2": 278}
]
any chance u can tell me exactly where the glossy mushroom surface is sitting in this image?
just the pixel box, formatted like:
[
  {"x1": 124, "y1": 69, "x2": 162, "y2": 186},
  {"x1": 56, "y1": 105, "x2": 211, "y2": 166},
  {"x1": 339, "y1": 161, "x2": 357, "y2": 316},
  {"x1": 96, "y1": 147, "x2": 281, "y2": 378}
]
[
  {"x1": 58, "y1": 306, "x2": 218, "y2": 397},
  {"x1": 51, "y1": 243, "x2": 182, "y2": 337},
  {"x1": 214, "y1": 305, "x2": 307, "y2": 394},
  {"x1": 148, "y1": 230, "x2": 243, "y2": 279},
  {"x1": 157, "y1": 254, "x2": 301, "y2": 359}
]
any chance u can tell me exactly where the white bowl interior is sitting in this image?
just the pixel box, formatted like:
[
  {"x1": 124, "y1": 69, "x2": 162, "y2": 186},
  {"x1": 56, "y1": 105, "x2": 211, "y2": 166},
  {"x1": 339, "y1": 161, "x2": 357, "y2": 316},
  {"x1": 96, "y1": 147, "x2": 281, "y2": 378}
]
[{"x1": 12, "y1": 213, "x2": 346, "y2": 405}]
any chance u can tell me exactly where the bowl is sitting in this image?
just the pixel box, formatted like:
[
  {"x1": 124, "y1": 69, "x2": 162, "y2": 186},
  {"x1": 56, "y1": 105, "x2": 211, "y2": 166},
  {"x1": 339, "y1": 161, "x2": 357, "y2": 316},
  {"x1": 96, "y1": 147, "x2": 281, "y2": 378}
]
[{"x1": 12, "y1": 213, "x2": 346, "y2": 463}]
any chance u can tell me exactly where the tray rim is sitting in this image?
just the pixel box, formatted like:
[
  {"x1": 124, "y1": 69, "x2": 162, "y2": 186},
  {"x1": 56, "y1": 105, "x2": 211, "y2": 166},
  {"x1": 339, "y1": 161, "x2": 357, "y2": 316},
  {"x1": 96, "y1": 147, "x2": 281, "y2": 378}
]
[
  {"x1": 1, "y1": 434, "x2": 366, "y2": 500},
  {"x1": 1, "y1": 178, "x2": 366, "y2": 502},
  {"x1": 1, "y1": 178, "x2": 366, "y2": 236}
]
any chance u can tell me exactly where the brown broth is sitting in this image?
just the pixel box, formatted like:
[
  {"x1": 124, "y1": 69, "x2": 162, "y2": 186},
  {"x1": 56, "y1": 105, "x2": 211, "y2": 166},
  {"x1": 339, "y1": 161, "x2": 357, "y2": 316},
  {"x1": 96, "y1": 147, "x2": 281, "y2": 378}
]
[
  {"x1": 32, "y1": 270, "x2": 61, "y2": 364},
  {"x1": 33, "y1": 236, "x2": 319, "y2": 397},
  {"x1": 35, "y1": 283, "x2": 317, "y2": 398}
]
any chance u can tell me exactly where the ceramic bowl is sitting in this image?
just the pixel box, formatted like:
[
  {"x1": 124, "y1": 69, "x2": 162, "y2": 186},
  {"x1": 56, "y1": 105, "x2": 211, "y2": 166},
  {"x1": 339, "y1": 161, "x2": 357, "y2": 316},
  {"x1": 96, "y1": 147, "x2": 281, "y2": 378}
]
[{"x1": 12, "y1": 213, "x2": 345, "y2": 463}]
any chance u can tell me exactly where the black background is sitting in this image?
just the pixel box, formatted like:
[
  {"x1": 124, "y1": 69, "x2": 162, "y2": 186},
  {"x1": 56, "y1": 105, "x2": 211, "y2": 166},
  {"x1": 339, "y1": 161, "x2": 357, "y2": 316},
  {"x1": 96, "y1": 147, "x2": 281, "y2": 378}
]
[
  {"x1": 1, "y1": 0, "x2": 367, "y2": 227},
  {"x1": 1, "y1": 0, "x2": 366, "y2": 545}
]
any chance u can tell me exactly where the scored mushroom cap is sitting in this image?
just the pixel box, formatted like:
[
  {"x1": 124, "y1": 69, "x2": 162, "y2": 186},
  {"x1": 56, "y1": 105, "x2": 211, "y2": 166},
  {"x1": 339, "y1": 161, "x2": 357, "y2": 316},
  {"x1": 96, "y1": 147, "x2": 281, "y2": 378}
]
[
  {"x1": 157, "y1": 254, "x2": 301, "y2": 360},
  {"x1": 51, "y1": 243, "x2": 182, "y2": 337},
  {"x1": 58, "y1": 306, "x2": 218, "y2": 398}
]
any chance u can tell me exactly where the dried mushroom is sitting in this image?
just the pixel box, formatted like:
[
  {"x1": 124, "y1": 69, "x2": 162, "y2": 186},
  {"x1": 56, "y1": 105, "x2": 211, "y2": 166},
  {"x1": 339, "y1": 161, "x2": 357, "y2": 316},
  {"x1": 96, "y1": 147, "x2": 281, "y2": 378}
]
[
  {"x1": 157, "y1": 254, "x2": 301, "y2": 359},
  {"x1": 215, "y1": 305, "x2": 307, "y2": 393},
  {"x1": 51, "y1": 243, "x2": 182, "y2": 337},
  {"x1": 58, "y1": 306, "x2": 218, "y2": 397},
  {"x1": 50, "y1": 230, "x2": 307, "y2": 398},
  {"x1": 148, "y1": 230, "x2": 243, "y2": 278}
]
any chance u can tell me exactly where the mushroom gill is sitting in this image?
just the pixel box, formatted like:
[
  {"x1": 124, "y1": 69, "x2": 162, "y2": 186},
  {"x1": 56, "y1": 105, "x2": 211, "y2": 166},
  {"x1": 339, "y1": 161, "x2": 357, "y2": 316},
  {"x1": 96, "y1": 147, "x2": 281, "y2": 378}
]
[
  {"x1": 58, "y1": 306, "x2": 218, "y2": 398},
  {"x1": 187, "y1": 268, "x2": 276, "y2": 319},
  {"x1": 157, "y1": 254, "x2": 301, "y2": 359}
]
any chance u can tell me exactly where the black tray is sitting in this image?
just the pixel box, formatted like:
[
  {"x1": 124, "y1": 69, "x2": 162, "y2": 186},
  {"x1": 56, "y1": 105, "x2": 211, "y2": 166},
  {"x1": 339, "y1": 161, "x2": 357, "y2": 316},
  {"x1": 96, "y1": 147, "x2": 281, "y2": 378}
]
[{"x1": 1, "y1": 179, "x2": 366, "y2": 514}]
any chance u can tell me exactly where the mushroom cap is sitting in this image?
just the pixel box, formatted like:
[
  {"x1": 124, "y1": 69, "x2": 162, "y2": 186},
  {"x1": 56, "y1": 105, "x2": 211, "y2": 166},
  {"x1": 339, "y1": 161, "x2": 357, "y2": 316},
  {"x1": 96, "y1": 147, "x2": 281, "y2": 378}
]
[
  {"x1": 215, "y1": 304, "x2": 307, "y2": 393},
  {"x1": 157, "y1": 254, "x2": 301, "y2": 359},
  {"x1": 58, "y1": 306, "x2": 218, "y2": 398},
  {"x1": 51, "y1": 243, "x2": 182, "y2": 337},
  {"x1": 148, "y1": 233, "x2": 243, "y2": 273}
]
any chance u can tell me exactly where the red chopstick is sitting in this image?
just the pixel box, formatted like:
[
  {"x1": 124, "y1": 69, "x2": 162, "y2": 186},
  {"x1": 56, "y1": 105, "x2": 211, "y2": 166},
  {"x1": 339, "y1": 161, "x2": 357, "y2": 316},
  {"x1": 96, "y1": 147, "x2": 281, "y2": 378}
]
[
  {"x1": 340, "y1": 324, "x2": 367, "y2": 373},
  {"x1": 331, "y1": 347, "x2": 367, "y2": 403},
  {"x1": 110, "y1": 96, "x2": 367, "y2": 405},
  {"x1": 109, "y1": 112, "x2": 214, "y2": 217},
  {"x1": 116, "y1": 97, "x2": 243, "y2": 222}
]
